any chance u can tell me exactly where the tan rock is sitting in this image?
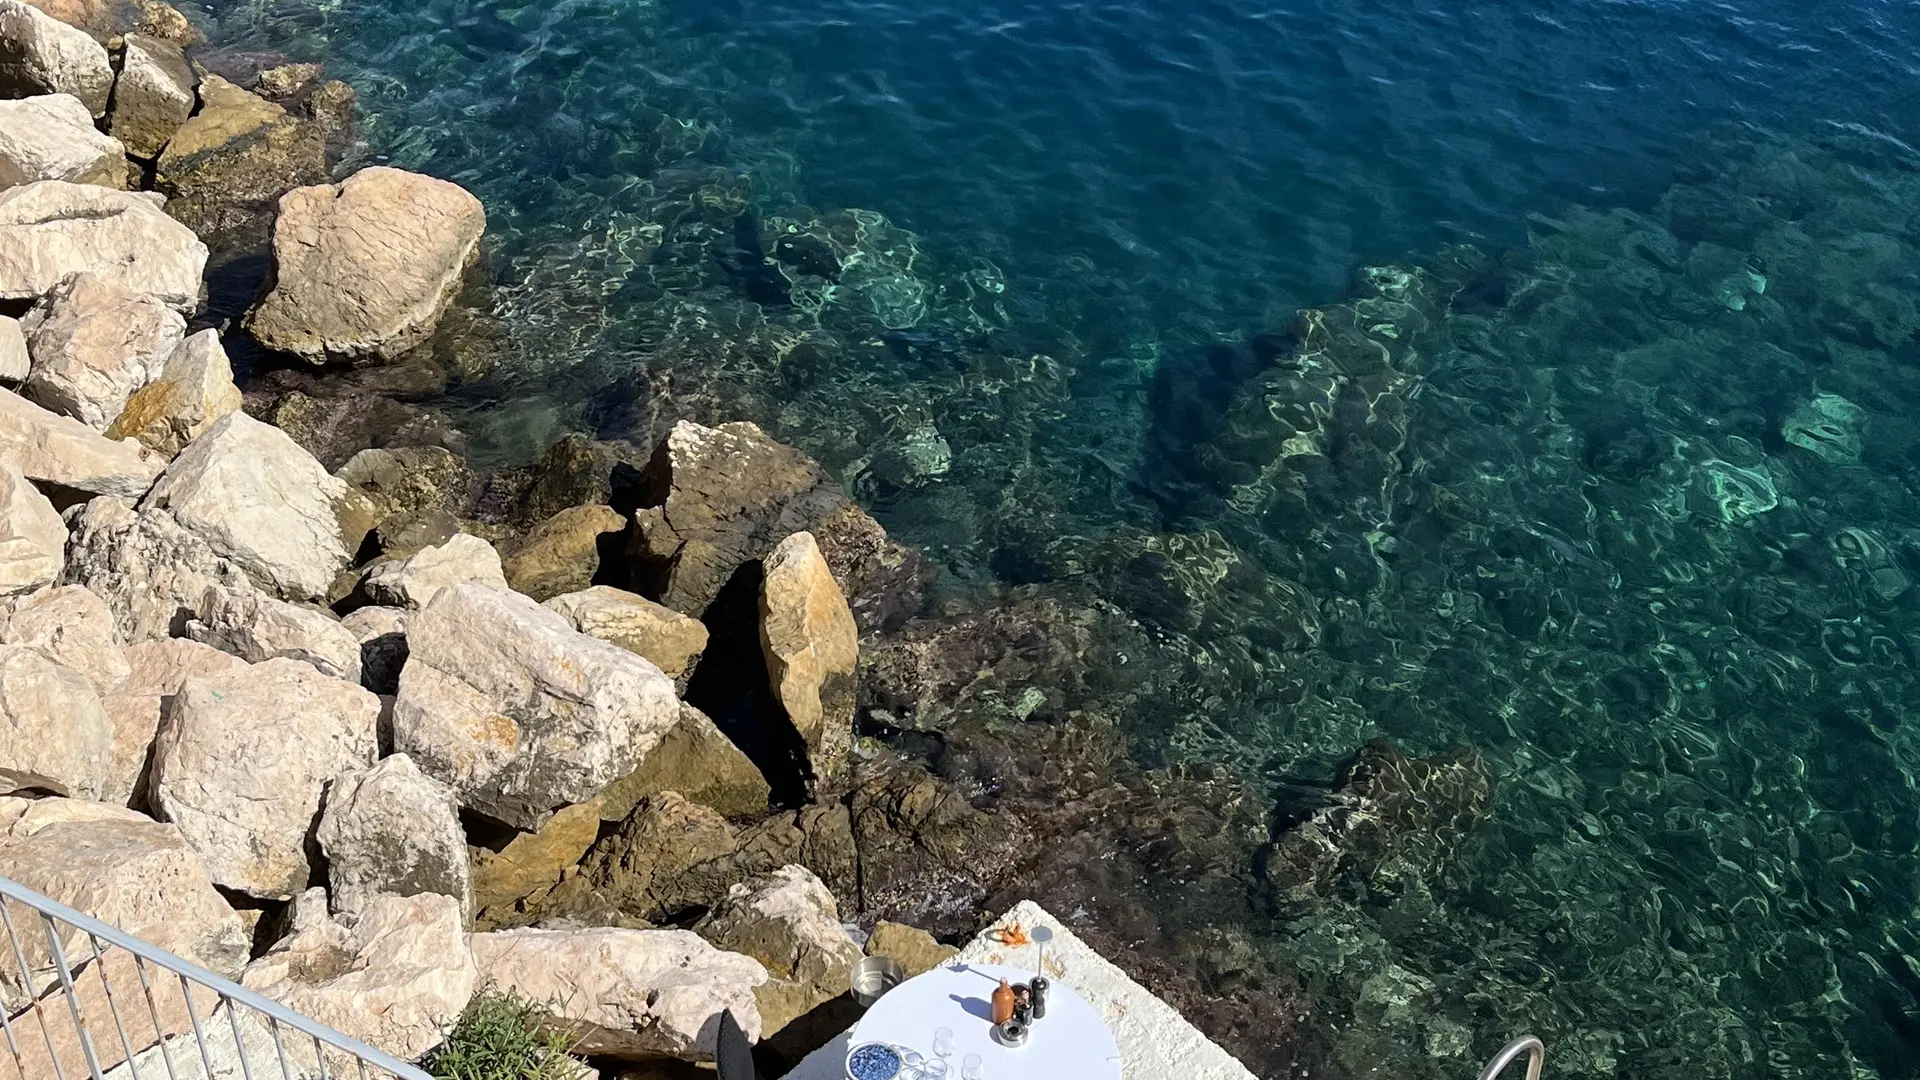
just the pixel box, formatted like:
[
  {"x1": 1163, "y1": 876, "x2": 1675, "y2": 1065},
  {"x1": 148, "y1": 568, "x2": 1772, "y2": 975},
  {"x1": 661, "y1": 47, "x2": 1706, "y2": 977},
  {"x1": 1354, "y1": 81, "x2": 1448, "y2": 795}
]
[
  {"x1": 865, "y1": 921, "x2": 955, "y2": 978},
  {"x1": 155, "y1": 73, "x2": 325, "y2": 241},
  {"x1": 392, "y1": 583, "x2": 681, "y2": 830},
  {"x1": 502, "y1": 504, "x2": 626, "y2": 601},
  {"x1": 106, "y1": 329, "x2": 243, "y2": 455},
  {"x1": 0, "y1": 387, "x2": 163, "y2": 498},
  {"x1": 140, "y1": 412, "x2": 373, "y2": 600},
  {"x1": 544, "y1": 584, "x2": 708, "y2": 683},
  {"x1": 0, "y1": 92, "x2": 125, "y2": 189},
  {"x1": 362, "y1": 531, "x2": 505, "y2": 609},
  {"x1": 469, "y1": 926, "x2": 767, "y2": 1061},
  {"x1": 694, "y1": 865, "x2": 862, "y2": 1035},
  {"x1": 151, "y1": 657, "x2": 381, "y2": 898},
  {"x1": 0, "y1": 0, "x2": 111, "y2": 115},
  {"x1": 0, "y1": 798, "x2": 246, "y2": 1007},
  {"x1": 2, "y1": 583, "x2": 127, "y2": 695},
  {"x1": 106, "y1": 33, "x2": 195, "y2": 159},
  {"x1": 21, "y1": 271, "x2": 186, "y2": 429},
  {"x1": 0, "y1": 314, "x2": 22, "y2": 382},
  {"x1": 0, "y1": 645, "x2": 111, "y2": 798},
  {"x1": 760, "y1": 532, "x2": 858, "y2": 791},
  {"x1": 0, "y1": 180, "x2": 206, "y2": 310},
  {"x1": 99, "y1": 637, "x2": 244, "y2": 806},
  {"x1": 243, "y1": 892, "x2": 476, "y2": 1063},
  {"x1": 246, "y1": 166, "x2": 486, "y2": 364},
  {"x1": 579, "y1": 791, "x2": 742, "y2": 922},
  {"x1": 25, "y1": 0, "x2": 202, "y2": 46},
  {"x1": 0, "y1": 461, "x2": 63, "y2": 596},
  {"x1": 470, "y1": 797, "x2": 603, "y2": 922},
  {"x1": 598, "y1": 704, "x2": 769, "y2": 822}
]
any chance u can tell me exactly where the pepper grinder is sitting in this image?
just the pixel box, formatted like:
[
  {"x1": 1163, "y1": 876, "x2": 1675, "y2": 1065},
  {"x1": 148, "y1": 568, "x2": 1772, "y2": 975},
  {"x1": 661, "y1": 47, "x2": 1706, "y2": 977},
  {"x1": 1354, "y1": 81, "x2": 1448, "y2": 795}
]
[{"x1": 1030, "y1": 974, "x2": 1049, "y2": 1020}]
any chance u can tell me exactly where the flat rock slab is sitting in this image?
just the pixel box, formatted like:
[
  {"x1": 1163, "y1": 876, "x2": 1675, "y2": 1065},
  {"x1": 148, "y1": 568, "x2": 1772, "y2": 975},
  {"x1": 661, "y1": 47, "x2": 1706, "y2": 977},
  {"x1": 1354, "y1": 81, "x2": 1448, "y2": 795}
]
[
  {"x1": 246, "y1": 165, "x2": 485, "y2": 364},
  {"x1": 0, "y1": 387, "x2": 164, "y2": 498},
  {"x1": 0, "y1": 180, "x2": 206, "y2": 310},
  {"x1": 779, "y1": 900, "x2": 1260, "y2": 1080}
]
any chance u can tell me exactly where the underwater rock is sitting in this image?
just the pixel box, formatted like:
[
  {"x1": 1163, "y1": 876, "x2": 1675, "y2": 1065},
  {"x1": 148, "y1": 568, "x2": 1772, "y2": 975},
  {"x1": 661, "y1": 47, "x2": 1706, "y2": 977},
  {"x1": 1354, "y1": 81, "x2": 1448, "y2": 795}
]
[
  {"x1": 1782, "y1": 391, "x2": 1866, "y2": 465},
  {"x1": 1258, "y1": 741, "x2": 1493, "y2": 917},
  {"x1": 246, "y1": 166, "x2": 486, "y2": 363},
  {"x1": 155, "y1": 74, "x2": 326, "y2": 245}
]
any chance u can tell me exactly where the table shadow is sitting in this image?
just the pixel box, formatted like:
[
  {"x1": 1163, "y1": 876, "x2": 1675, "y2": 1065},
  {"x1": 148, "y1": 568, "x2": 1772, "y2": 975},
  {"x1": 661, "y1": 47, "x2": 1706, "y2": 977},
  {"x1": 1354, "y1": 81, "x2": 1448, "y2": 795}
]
[{"x1": 947, "y1": 994, "x2": 994, "y2": 1023}]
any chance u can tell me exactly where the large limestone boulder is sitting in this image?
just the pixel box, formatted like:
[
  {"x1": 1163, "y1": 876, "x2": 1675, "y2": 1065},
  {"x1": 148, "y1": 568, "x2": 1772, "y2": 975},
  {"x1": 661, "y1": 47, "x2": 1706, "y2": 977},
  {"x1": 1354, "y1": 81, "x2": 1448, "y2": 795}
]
[
  {"x1": 694, "y1": 865, "x2": 864, "y2": 1035},
  {"x1": 246, "y1": 166, "x2": 486, "y2": 364},
  {"x1": 154, "y1": 73, "x2": 325, "y2": 242},
  {"x1": 0, "y1": 181, "x2": 206, "y2": 309},
  {"x1": 20, "y1": 272, "x2": 186, "y2": 429},
  {"x1": 106, "y1": 329, "x2": 243, "y2": 456},
  {"x1": 187, "y1": 583, "x2": 362, "y2": 681},
  {"x1": 243, "y1": 892, "x2": 476, "y2": 1064},
  {"x1": 0, "y1": 645, "x2": 111, "y2": 798},
  {"x1": 0, "y1": 93, "x2": 125, "y2": 189},
  {"x1": 544, "y1": 585, "x2": 708, "y2": 686},
  {"x1": 98, "y1": 637, "x2": 244, "y2": 806},
  {"x1": 0, "y1": 0, "x2": 111, "y2": 115},
  {"x1": 598, "y1": 704, "x2": 769, "y2": 822},
  {"x1": 151, "y1": 657, "x2": 381, "y2": 898},
  {"x1": 0, "y1": 461, "x2": 63, "y2": 595},
  {"x1": 316, "y1": 754, "x2": 472, "y2": 919},
  {"x1": 0, "y1": 798, "x2": 247, "y2": 1005},
  {"x1": 760, "y1": 532, "x2": 858, "y2": 791},
  {"x1": 140, "y1": 412, "x2": 373, "y2": 600},
  {"x1": 2, "y1": 583, "x2": 127, "y2": 695},
  {"x1": 361, "y1": 531, "x2": 505, "y2": 609},
  {"x1": 501, "y1": 504, "x2": 626, "y2": 601},
  {"x1": 392, "y1": 583, "x2": 680, "y2": 830},
  {"x1": 0, "y1": 387, "x2": 163, "y2": 497},
  {"x1": 469, "y1": 798, "x2": 601, "y2": 925},
  {"x1": 865, "y1": 921, "x2": 955, "y2": 978},
  {"x1": 24, "y1": 0, "x2": 202, "y2": 47},
  {"x1": 469, "y1": 926, "x2": 767, "y2": 1061},
  {"x1": 61, "y1": 496, "x2": 250, "y2": 642},
  {"x1": 105, "y1": 33, "x2": 195, "y2": 160}
]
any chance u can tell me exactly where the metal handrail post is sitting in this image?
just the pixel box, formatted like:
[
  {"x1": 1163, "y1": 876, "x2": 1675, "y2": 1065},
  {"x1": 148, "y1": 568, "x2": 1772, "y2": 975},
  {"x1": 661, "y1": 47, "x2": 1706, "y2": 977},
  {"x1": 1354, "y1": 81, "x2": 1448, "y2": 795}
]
[{"x1": 1477, "y1": 1035, "x2": 1545, "y2": 1080}]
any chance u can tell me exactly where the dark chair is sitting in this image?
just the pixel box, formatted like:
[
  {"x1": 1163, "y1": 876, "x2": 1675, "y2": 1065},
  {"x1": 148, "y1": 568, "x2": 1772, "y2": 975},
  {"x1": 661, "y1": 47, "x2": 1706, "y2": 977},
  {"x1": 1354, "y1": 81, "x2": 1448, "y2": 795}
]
[{"x1": 716, "y1": 1008, "x2": 760, "y2": 1080}]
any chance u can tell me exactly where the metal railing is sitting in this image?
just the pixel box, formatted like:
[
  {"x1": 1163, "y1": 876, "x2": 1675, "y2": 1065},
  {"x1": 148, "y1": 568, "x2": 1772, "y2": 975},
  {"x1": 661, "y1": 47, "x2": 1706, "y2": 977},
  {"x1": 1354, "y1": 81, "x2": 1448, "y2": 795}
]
[
  {"x1": 1477, "y1": 1035, "x2": 1545, "y2": 1080},
  {"x1": 0, "y1": 874, "x2": 431, "y2": 1080}
]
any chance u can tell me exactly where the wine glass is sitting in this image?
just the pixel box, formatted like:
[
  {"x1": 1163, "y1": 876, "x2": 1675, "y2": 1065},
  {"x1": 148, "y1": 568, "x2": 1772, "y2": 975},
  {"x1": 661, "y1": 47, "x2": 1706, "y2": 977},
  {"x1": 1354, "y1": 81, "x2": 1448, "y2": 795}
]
[
  {"x1": 922, "y1": 1060, "x2": 950, "y2": 1080},
  {"x1": 933, "y1": 1027, "x2": 954, "y2": 1059},
  {"x1": 961, "y1": 1052, "x2": 984, "y2": 1079}
]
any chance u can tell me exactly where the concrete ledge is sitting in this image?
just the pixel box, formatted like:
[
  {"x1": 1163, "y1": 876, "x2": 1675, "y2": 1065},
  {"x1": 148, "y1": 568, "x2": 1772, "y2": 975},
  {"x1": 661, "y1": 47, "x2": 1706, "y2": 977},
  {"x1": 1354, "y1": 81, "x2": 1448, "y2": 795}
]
[{"x1": 780, "y1": 900, "x2": 1257, "y2": 1080}]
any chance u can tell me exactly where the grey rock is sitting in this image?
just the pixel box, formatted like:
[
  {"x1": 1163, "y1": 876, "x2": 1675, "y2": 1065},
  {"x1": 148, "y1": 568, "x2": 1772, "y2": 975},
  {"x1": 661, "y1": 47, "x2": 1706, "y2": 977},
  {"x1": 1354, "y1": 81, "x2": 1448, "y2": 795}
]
[{"x1": 315, "y1": 753, "x2": 472, "y2": 919}]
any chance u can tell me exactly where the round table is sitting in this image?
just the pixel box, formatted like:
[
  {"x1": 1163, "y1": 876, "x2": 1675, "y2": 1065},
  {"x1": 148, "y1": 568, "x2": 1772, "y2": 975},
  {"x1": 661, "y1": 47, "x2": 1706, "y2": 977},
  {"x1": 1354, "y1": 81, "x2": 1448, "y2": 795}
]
[{"x1": 847, "y1": 962, "x2": 1122, "y2": 1080}]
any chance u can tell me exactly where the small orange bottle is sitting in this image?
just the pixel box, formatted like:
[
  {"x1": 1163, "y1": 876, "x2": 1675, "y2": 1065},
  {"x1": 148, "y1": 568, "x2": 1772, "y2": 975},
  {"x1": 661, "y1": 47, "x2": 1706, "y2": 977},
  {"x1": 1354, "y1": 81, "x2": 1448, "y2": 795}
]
[{"x1": 991, "y1": 979, "x2": 1016, "y2": 1025}]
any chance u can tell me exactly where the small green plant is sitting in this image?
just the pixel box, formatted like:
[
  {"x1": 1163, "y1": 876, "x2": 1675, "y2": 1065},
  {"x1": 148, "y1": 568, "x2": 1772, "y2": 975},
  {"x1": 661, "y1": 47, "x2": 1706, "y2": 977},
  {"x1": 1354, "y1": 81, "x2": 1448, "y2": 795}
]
[{"x1": 423, "y1": 988, "x2": 583, "y2": 1080}]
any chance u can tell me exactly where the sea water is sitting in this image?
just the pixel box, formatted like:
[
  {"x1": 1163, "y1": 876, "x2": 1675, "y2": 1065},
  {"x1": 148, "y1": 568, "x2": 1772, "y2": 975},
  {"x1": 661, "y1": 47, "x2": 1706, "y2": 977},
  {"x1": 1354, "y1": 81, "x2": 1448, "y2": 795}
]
[{"x1": 190, "y1": 0, "x2": 1920, "y2": 1075}]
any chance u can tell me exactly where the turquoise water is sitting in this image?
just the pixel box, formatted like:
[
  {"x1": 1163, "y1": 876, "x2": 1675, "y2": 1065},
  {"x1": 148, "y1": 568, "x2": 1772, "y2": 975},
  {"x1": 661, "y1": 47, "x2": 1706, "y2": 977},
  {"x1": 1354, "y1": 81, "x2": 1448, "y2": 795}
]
[{"x1": 192, "y1": 0, "x2": 1920, "y2": 1075}]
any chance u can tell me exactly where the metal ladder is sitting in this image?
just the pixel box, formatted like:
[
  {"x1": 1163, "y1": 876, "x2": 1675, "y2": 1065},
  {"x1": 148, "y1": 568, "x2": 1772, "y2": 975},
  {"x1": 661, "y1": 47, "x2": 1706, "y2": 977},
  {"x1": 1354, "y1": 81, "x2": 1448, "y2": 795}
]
[{"x1": 1477, "y1": 1036, "x2": 1544, "y2": 1080}]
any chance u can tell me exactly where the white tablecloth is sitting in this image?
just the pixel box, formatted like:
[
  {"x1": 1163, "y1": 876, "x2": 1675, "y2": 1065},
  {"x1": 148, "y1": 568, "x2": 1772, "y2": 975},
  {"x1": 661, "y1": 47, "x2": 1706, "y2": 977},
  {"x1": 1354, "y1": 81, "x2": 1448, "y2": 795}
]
[{"x1": 848, "y1": 962, "x2": 1123, "y2": 1080}]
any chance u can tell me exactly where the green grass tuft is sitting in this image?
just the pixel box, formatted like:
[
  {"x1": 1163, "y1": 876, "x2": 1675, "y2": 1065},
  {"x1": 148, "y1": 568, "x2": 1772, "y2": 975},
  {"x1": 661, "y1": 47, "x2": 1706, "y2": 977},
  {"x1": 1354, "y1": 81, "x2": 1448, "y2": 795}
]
[{"x1": 423, "y1": 988, "x2": 584, "y2": 1080}]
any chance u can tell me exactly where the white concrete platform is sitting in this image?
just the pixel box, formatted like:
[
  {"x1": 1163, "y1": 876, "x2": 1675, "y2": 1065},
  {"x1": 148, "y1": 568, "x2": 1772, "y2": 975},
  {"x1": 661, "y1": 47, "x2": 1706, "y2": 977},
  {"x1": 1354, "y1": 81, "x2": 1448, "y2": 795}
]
[{"x1": 779, "y1": 900, "x2": 1258, "y2": 1080}]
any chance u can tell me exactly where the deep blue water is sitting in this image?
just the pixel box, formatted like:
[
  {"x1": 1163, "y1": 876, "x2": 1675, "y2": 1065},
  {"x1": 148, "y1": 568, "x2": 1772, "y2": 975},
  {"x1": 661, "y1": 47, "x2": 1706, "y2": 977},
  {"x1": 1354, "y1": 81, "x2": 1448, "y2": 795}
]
[{"x1": 194, "y1": 0, "x2": 1920, "y2": 1076}]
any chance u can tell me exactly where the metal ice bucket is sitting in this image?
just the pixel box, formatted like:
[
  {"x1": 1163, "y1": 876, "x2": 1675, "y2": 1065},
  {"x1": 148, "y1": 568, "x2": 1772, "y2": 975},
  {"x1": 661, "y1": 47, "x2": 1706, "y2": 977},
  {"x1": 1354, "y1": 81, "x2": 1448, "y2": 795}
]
[{"x1": 850, "y1": 955, "x2": 906, "y2": 1007}]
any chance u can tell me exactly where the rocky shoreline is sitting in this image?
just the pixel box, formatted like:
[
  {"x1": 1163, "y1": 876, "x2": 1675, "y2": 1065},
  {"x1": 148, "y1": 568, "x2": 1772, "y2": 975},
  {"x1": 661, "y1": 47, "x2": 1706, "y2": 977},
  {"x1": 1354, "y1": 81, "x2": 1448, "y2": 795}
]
[{"x1": 0, "y1": 3, "x2": 1511, "y2": 1077}]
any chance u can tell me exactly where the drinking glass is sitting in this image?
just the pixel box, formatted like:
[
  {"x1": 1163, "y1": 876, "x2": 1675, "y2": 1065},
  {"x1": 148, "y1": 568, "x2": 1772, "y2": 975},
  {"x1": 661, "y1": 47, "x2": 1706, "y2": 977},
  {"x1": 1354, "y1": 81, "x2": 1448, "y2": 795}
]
[
  {"x1": 933, "y1": 1027, "x2": 955, "y2": 1058},
  {"x1": 900, "y1": 1047, "x2": 926, "y2": 1079},
  {"x1": 961, "y1": 1053, "x2": 984, "y2": 1079},
  {"x1": 922, "y1": 1060, "x2": 950, "y2": 1080}
]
